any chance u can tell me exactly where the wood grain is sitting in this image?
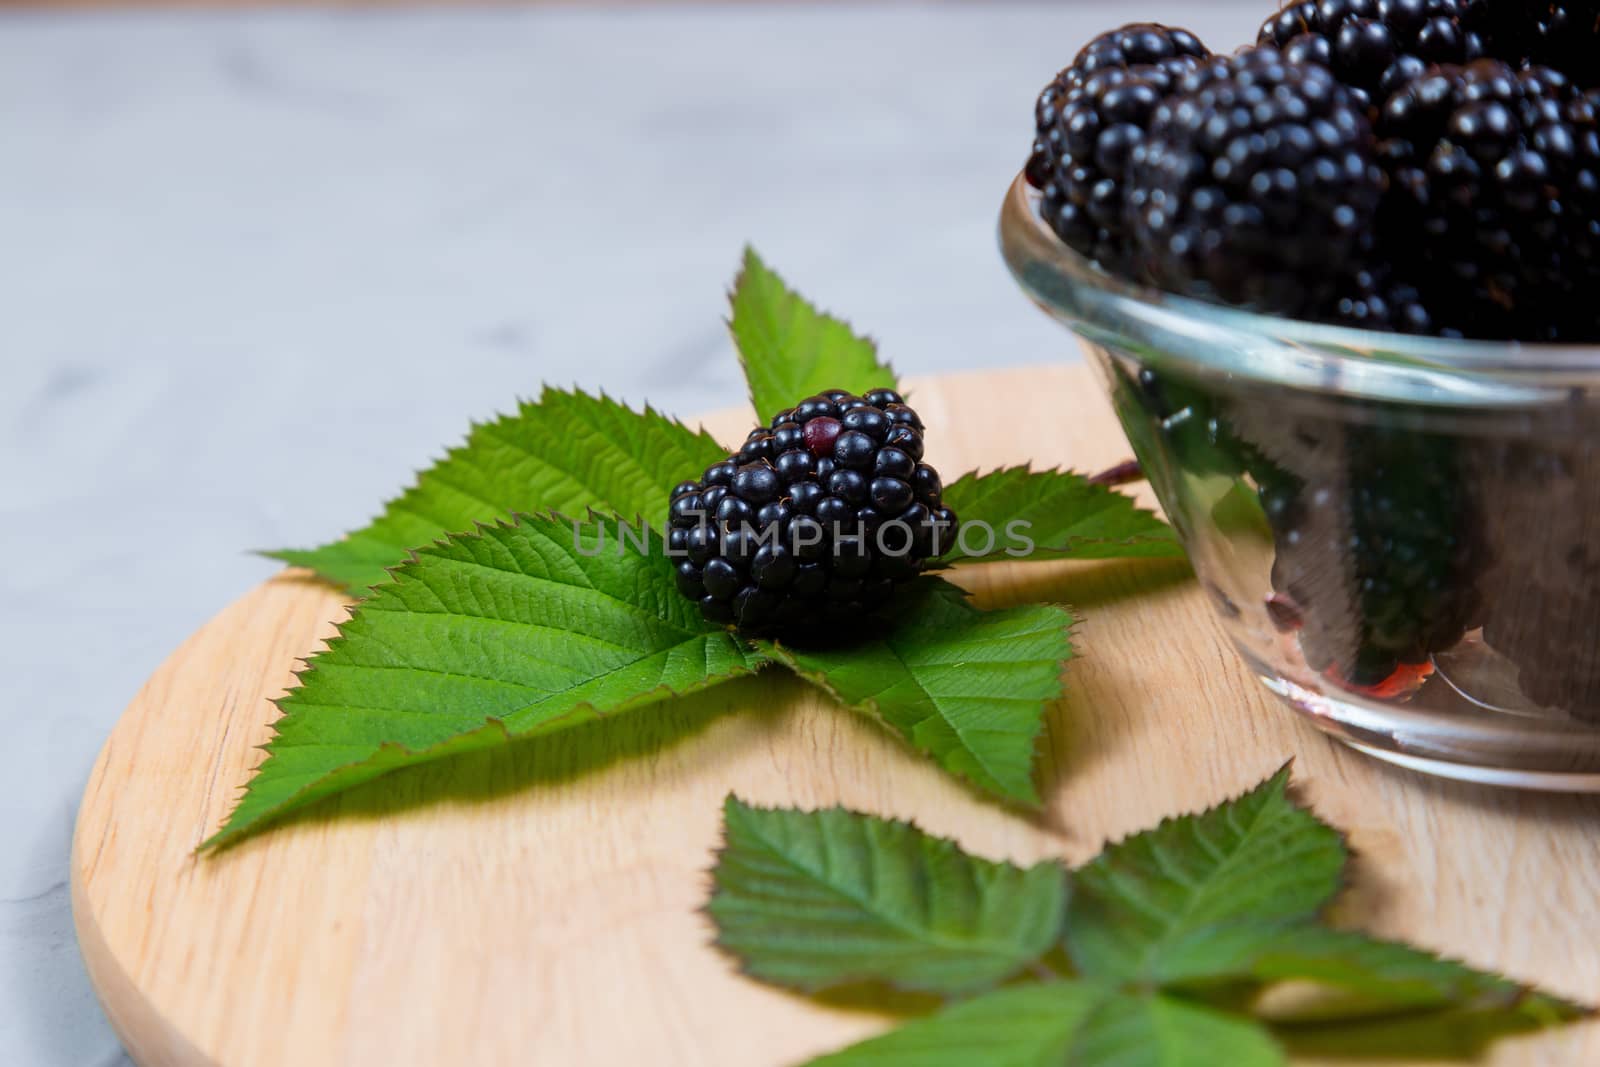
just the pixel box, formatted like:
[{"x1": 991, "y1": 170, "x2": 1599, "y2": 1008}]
[{"x1": 73, "y1": 364, "x2": 1600, "y2": 1067}]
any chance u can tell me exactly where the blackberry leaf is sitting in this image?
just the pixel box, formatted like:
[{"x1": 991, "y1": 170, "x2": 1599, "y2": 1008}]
[
  {"x1": 721, "y1": 776, "x2": 1589, "y2": 1066},
  {"x1": 942, "y1": 465, "x2": 1183, "y2": 563},
  {"x1": 708, "y1": 797, "x2": 1066, "y2": 995},
  {"x1": 1069, "y1": 993, "x2": 1284, "y2": 1066},
  {"x1": 804, "y1": 983, "x2": 1112, "y2": 1066},
  {"x1": 267, "y1": 389, "x2": 728, "y2": 595},
  {"x1": 802, "y1": 985, "x2": 1282, "y2": 1067},
  {"x1": 1065, "y1": 766, "x2": 1346, "y2": 981},
  {"x1": 206, "y1": 515, "x2": 766, "y2": 849},
  {"x1": 757, "y1": 579, "x2": 1073, "y2": 806},
  {"x1": 730, "y1": 248, "x2": 900, "y2": 423},
  {"x1": 1192, "y1": 924, "x2": 1589, "y2": 1024}
]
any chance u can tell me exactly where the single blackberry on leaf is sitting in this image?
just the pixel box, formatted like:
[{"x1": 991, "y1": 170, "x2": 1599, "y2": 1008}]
[
  {"x1": 1128, "y1": 46, "x2": 1386, "y2": 318},
  {"x1": 1258, "y1": 0, "x2": 1491, "y2": 114},
  {"x1": 1377, "y1": 60, "x2": 1600, "y2": 340},
  {"x1": 667, "y1": 389, "x2": 957, "y2": 633},
  {"x1": 1027, "y1": 23, "x2": 1211, "y2": 273}
]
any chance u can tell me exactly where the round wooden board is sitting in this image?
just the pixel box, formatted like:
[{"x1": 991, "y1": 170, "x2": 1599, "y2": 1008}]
[{"x1": 74, "y1": 364, "x2": 1600, "y2": 1067}]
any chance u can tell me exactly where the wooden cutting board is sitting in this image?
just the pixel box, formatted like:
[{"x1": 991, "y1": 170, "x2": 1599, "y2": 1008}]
[{"x1": 72, "y1": 364, "x2": 1600, "y2": 1067}]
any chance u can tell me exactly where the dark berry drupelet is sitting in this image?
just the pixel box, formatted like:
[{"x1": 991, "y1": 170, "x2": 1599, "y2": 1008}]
[
  {"x1": 1377, "y1": 60, "x2": 1600, "y2": 340},
  {"x1": 1258, "y1": 0, "x2": 1491, "y2": 115},
  {"x1": 1326, "y1": 267, "x2": 1439, "y2": 334},
  {"x1": 1482, "y1": 2, "x2": 1600, "y2": 88},
  {"x1": 1027, "y1": 24, "x2": 1211, "y2": 274},
  {"x1": 1128, "y1": 46, "x2": 1386, "y2": 318},
  {"x1": 1071, "y1": 22, "x2": 1212, "y2": 75},
  {"x1": 666, "y1": 389, "x2": 957, "y2": 632}
]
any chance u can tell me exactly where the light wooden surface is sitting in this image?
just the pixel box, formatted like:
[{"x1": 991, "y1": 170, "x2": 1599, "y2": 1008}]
[{"x1": 73, "y1": 364, "x2": 1600, "y2": 1067}]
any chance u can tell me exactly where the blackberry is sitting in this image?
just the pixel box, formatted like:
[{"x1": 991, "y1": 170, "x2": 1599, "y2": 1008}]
[
  {"x1": 1027, "y1": 24, "x2": 1211, "y2": 273},
  {"x1": 1339, "y1": 429, "x2": 1483, "y2": 676},
  {"x1": 1483, "y1": 2, "x2": 1600, "y2": 88},
  {"x1": 666, "y1": 389, "x2": 957, "y2": 632},
  {"x1": 1120, "y1": 363, "x2": 1484, "y2": 686},
  {"x1": 1230, "y1": 406, "x2": 1483, "y2": 687},
  {"x1": 1128, "y1": 46, "x2": 1385, "y2": 318},
  {"x1": 1377, "y1": 60, "x2": 1600, "y2": 340},
  {"x1": 1258, "y1": 0, "x2": 1490, "y2": 114}
]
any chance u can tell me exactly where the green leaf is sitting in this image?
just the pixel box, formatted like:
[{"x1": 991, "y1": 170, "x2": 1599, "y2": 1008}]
[
  {"x1": 727, "y1": 778, "x2": 1589, "y2": 1067},
  {"x1": 803, "y1": 982, "x2": 1110, "y2": 1067},
  {"x1": 757, "y1": 580, "x2": 1073, "y2": 806},
  {"x1": 708, "y1": 796, "x2": 1067, "y2": 995},
  {"x1": 1276, "y1": 1002, "x2": 1592, "y2": 1061},
  {"x1": 1070, "y1": 993, "x2": 1285, "y2": 1067},
  {"x1": 803, "y1": 986, "x2": 1282, "y2": 1067},
  {"x1": 1065, "y1": 766, "x2": 1346, "y2": 981},
  {"x1": 207, "y1": 515, "x2": 765, "y2": 849},
  {"x1": 730, "y1": 248, "x2": 899, "y2": 421},
  {"x1": 267, "y1": 389, "x2": 729, "y2": 594},
  {"x1": 1196, "y1": 924, "x2": 1590, "y2": 1024},
  {"x1": 941, "y1": 465, "x2": 1184, "y2": 564}
]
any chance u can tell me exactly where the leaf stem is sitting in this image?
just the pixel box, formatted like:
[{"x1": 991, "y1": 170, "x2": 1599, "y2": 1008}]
[{"x1": 1087, "y1": 458, "x2": 1144, "y2": 487}]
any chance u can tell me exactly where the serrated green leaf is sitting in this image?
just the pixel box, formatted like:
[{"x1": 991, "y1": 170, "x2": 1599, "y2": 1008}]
[
  {"x1": 1070, "y1": 993, "x2": 1285, "y2": 1067},
  {"x1": 207, "y1": 515, "x2": 765, "y2": 849},
  {"x1": 730, "y1": 248, "x2": 899, "y2": 421},
  {"x1": 708, "y1": 796, "x2": 1067, "y2": 995},
  {"x1": 941, "y1": 465, "x2": 1184, "y2": 564},
  {"x1": 1276, "y1": 1001, "x2": 1592, "y2": 1061},
  {"x1": 267, "y1": 389, "x2": 729, "y2": 594},
  {"x1": 757, "y1": 580, "x2": 1073, "y2": 806},
  {"x1": 728, "y1": 774, "x2": 1589, "y2": 1067},
  {"x1": 1191, "y1": 924, "x2": 1590, "y2": 1024},
  {"x1": 1065, "y1": 766, "x2": 1346, "y2": 981},
  {"x1": 803, "y1": 982, "x2": 1111, "y2": 1067}
]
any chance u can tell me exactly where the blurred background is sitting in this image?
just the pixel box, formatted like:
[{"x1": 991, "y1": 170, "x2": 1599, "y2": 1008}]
[{"x1": 0, "y1": 2, "x2": 1259, "y2": 1063}]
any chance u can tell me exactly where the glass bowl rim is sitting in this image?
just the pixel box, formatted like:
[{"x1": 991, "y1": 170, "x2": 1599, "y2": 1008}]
[{"x1": 997, "y1": 171, "x2": 1600, "y2": 386}]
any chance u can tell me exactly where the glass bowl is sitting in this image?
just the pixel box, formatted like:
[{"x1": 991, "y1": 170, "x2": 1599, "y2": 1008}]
[{"x1": 999, "y1": 171, "x2": 1600, "y2": 790}]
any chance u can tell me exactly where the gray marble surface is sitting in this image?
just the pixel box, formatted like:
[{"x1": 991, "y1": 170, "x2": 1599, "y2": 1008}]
[{"x1": 0, "y1": 3, "x2": 1259, "y2": 1062}]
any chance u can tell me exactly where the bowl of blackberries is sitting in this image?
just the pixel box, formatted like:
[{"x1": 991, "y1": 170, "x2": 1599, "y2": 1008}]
[{"x1": 1001, "y1": 3, "x2": 1600, "y2": 788}]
